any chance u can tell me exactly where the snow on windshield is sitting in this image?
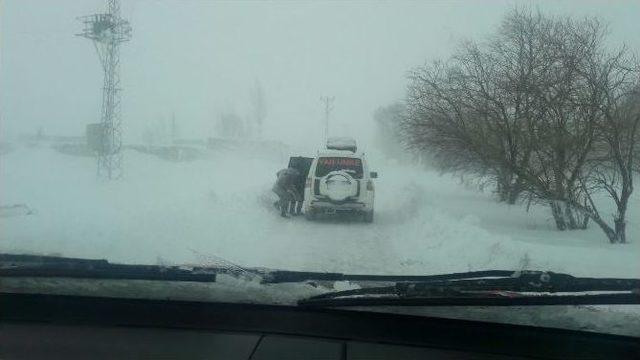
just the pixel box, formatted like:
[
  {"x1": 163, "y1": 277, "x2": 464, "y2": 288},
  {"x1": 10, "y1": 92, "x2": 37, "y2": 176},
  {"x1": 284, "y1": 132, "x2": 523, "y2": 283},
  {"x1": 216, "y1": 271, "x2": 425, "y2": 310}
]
[{"x1": 1, "y1": 0, "x2": 639, "y2": 336}]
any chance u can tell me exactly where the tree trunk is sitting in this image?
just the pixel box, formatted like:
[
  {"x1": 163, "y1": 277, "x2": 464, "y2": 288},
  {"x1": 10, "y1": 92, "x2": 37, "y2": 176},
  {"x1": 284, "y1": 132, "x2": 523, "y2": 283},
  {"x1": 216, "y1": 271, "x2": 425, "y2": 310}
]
[
  {"x1": 506, "y1": 180, "x2": 522, "y2": 205},
  {"x1": 613, "y1": 192, "x2": 629, "y2": 243},
  {"x1": 506, "y1": 189, "x2": 519, "y2": 205},
  {"x1": 563, "y1": 203, "x2": 579, "y2": 229},
  {"x1": 550, "y1": 201, "x2": 567, "y2": 230},
  {"x1": 601, "y1": 164, "x2": 632, "y2": 242},
  {"x1": 496, "y1": 175, "x2": 508, "y2": 202},
  {"x1": 567, "y1": 198, "x2": 624, "y2": 243},
  {"x1": 582, "y1": 208, "x2": 618, "y2": 243},
  {"x1": 496, "y1": 173, "x2": 521, "y2": 204},
  {"x1": 550, "y1": 201, "x2": 587, "y2": 231},
  {"x1": 614, "y1": 219, "x2": 626, "y2": 243},
  {"x1": 579, "y1": 213, "x2": 589, "y2": 230}
]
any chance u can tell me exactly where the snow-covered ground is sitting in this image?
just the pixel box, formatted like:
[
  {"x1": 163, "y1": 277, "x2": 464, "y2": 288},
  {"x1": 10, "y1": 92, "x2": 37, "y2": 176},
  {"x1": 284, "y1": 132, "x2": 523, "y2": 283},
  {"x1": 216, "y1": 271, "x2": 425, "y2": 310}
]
[
  {"x1": 2, "y1": 143, "x2": 638, "y2": 278},
  {"x1": 2, "y1": 143, "x2": 640, "y2": 336}
]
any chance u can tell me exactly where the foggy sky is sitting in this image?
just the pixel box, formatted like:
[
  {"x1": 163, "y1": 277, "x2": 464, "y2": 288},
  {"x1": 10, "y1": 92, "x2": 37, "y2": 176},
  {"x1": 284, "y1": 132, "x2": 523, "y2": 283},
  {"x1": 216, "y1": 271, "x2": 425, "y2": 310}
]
[{"x1": 2, "y1": 0, "x2": 639, "y2": 150}]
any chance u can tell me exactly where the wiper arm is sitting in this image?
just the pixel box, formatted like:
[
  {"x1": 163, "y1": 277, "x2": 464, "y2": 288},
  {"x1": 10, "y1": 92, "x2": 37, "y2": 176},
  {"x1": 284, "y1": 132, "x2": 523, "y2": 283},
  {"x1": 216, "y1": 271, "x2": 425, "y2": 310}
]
[
  {"x1": 0, "y1": 253, "x2": 217, "y2": 283},
  {"x1": 298, "y1": 270, "x2": 640, "y2": 307}
]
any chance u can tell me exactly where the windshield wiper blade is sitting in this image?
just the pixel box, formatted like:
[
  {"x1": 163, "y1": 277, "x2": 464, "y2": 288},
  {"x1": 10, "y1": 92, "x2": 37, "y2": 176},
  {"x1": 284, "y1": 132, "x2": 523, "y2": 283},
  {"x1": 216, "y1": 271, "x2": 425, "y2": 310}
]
[
  {"x1": 393, "y1": 271, "x2": 640, "y2": 293},
  {"x1": 266, "y1": 269, "x2": 640, "y2": 292},
  {"x1": 298, "y1": 271, "x2": 640, "y2": 307},
  {"x1": 299, "y1": 292, "x2": 640, "y2": 307},
  {"x1": 0, "y1": 253, "x2": 217, "y2": 283},
  {"x1": 262, "y1": 269, "x2": 516, "y2": 284}
]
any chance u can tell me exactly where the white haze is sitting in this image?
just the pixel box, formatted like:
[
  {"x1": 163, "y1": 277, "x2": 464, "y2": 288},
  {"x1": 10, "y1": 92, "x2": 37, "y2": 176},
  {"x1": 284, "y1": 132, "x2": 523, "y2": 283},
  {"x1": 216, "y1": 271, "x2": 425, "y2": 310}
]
[{"x1": 1, "y1": 0, "x2": 639, "y2": 151}]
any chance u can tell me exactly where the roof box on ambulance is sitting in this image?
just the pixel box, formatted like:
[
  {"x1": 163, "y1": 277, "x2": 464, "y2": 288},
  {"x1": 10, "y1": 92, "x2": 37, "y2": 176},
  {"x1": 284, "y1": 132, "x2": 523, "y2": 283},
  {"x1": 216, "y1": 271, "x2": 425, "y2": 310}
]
[{"x1": 326, "y1": 137, "x2": 357, "y2": 153}]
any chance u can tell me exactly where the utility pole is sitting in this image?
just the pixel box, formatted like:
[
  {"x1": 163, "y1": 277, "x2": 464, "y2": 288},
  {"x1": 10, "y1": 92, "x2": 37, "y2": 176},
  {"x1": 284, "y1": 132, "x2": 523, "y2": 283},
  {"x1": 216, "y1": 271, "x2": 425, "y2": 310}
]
[
  {"x1": 78, "y1": 0, "x2": 132, "y2": 179},
  {"x1": 171, "y1": 112, "x2": 177, "y2": 143},
  {"x1": 320, "y1": 96, "x2": 334, "y2": 141}
]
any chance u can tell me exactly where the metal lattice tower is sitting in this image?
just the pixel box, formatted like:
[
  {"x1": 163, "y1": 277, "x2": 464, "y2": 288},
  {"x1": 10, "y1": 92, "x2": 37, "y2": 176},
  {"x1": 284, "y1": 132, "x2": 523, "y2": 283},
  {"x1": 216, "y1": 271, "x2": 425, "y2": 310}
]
[{"x1": 78, "y1": 0, "x2": 131, "y2": 179}]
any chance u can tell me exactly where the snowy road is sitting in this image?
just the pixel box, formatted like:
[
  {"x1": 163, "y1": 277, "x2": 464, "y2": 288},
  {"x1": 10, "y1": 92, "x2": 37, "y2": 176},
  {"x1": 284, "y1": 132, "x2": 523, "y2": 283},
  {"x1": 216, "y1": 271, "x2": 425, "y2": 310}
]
[{"x1": 1, "y1": 145, "x2": 639, "y2": 279}]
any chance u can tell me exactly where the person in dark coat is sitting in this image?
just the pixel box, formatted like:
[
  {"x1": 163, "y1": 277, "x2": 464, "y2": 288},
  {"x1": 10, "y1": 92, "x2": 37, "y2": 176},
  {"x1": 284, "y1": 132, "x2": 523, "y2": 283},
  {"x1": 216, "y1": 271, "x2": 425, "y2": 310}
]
[{"x1": 272, "y1": 168, "x2": 301, "y2": 217}]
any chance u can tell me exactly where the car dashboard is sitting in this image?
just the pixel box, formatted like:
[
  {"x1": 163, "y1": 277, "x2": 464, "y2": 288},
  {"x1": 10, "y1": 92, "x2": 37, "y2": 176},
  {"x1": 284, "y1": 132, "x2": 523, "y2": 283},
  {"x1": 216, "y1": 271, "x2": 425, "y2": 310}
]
[{"x1": 1, "y1": 292, "x2": 638, "y2": 359}]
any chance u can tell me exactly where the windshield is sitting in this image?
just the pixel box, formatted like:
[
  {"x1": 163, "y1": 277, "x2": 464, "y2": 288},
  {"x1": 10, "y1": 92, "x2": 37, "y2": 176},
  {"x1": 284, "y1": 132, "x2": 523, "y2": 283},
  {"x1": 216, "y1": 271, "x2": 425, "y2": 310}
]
[
  {"x1": 315, "y1": 157, "x2": 363, "y2": 178},
  {"x1": 1, "y1": 0, "x2": 639, "y2": 337}
]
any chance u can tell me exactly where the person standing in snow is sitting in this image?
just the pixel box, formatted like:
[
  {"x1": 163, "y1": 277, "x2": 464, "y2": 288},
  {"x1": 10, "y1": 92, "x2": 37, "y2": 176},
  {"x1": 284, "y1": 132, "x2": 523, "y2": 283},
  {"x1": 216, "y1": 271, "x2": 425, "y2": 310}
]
[{"x1": 272, "y1": 167, "x2": 301, "y2": 217}]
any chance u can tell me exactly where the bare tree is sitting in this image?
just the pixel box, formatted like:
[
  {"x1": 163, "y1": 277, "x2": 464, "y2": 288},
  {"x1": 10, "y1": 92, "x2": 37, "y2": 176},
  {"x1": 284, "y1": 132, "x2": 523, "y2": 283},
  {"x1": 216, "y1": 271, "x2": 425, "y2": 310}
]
[
  {"x1": 404, "y1": 10, "x2": 543, "y2": 205},
  {"x1": 578, "y1": 55, "x2": 640, "y2": 243},
  {"x1": 250, "y1": 80, "x2": 267, "y2": 138},
  {"x1": 403, "y1": 7, "x2": 639, "y2": 242}
]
